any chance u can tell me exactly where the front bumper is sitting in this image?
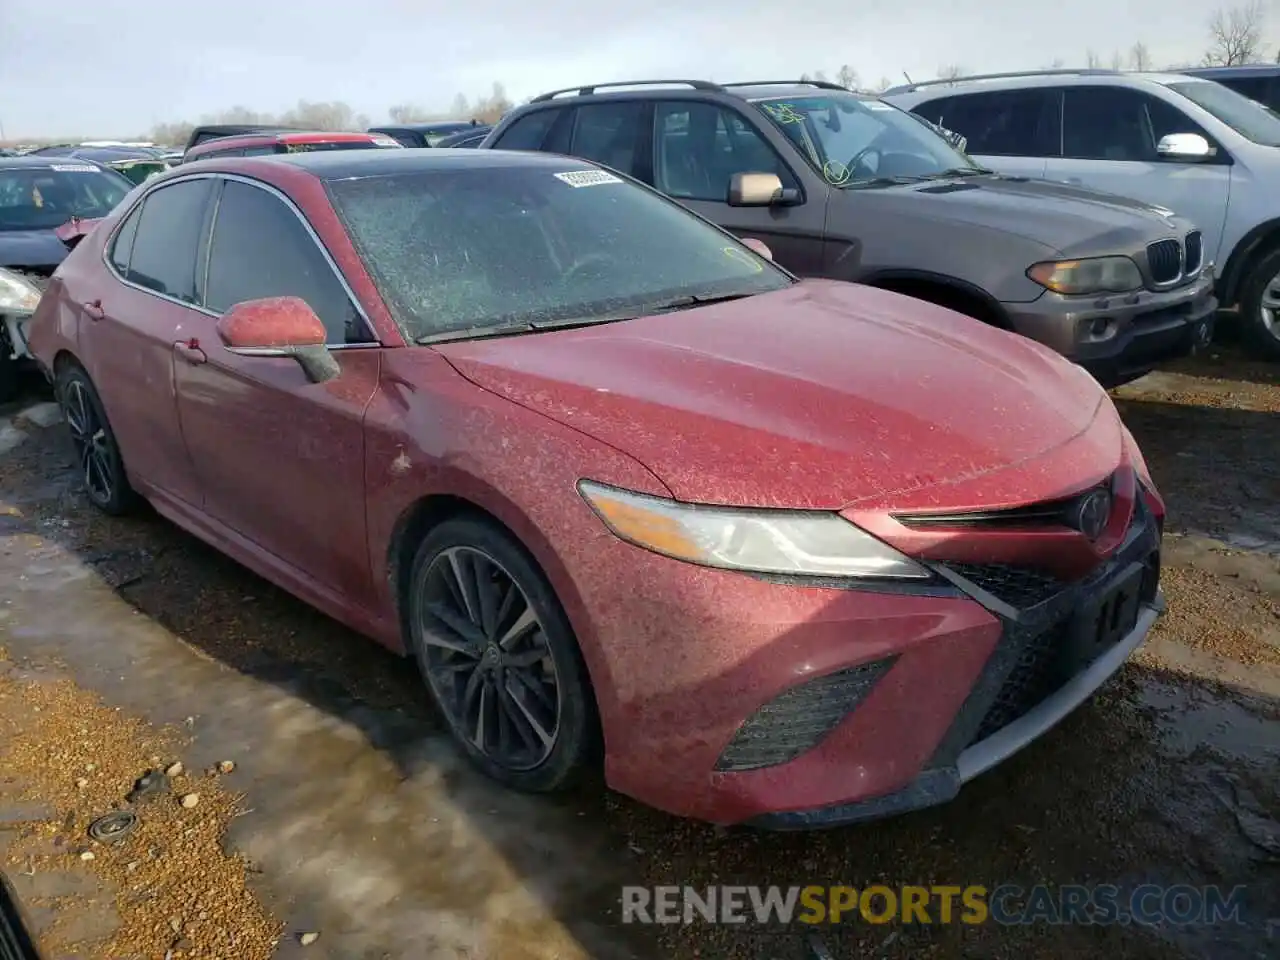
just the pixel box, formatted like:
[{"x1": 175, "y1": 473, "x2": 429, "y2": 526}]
[{"x1": 1003, "y1": 269, "x2": 1217, "y2": 387}]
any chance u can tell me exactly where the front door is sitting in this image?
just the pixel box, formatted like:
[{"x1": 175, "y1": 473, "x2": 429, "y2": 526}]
[
  {"x1": 649, "y1": 100, "x2": 829, "y2": 275},
  {"x1": 1047, "y1": 86, "x2": 1233, "y2": 263},
  {"x1": 172, "y1": 176, "x2": 381, "y2": 603},
  {"x1": 85, "y1": 177, "x2": 216, "y2": 507}
]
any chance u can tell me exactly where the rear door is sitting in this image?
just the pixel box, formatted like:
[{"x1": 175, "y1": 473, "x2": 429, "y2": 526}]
[
  {"x1": 910, "y1": 88, "x2": 1059, "y2": 179},
  {"x1": 89, "y1": 177, "x2": 215, "y2": 507},
  {"x1": 648, "y1": 99, "x2": 827, "y2": 275},
  {"x1": 172, "y1": 176, "x2": 380, "y2": 603},
  {"x1": 1045, "y1": 85, "x2": 1232, "y2": 257}
]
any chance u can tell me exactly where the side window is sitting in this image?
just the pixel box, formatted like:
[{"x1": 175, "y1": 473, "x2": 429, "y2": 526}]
[
  {"x1": 203, "y1": 179, "x2": 369, "y2": 345},
  {"x1": 653, "y1": 101, "x2": 798, "y2": 202},
  {"x1": 240, "y1": 145, "x2": 276, "y2": 156},
  {"x1": 109, "y1": 203, "x2": 142, "y2": 276},
  {"x1": 492, "y1": 109, "x2": 557, "y2": 150},
  {"x1": 1062, "y1": 87, "x2": 1213, "y2": 161},
  {"x1": 126, "y1": 179, "x2": 214, "y2": 302},
  {"x1": 916, "y1": 90, "x2": 1059, "y2": 157},
  {"x1": 568, "y1": 102, "x2": 645, "y2": 177},
  {"x1": 1220, "y1": 76, "x2": 1272, "y2": 105}
]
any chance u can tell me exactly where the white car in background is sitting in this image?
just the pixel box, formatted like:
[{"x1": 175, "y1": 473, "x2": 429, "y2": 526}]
[{"x1": 885, "y1": 69, "x2": 1280, "y2": 359}]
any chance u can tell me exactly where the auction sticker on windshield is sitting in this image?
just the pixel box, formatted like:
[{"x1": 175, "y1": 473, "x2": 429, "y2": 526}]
[
  {"x1": 554, "y1": 170, "x2": 622, "y2": 187},
  {"x1": 49, "y1": 164, "x2": 100, "y2": 173}
]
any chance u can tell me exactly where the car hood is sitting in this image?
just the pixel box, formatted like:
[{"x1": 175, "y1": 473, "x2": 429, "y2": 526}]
[
  {"x1": 434, "y1": 280, "x2": 1112, "y2": 511},
  {"x1": 847, "y1": 174, "x2": 1186, "y2": 257},
  {"x1": 0, "y1": 228, "x2": 68, "y2": 272}
]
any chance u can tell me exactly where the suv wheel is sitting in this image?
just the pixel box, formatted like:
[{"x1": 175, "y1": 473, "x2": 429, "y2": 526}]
[{"x1": 1238, "y1": 247, "x2": 1280, "y2": 360}]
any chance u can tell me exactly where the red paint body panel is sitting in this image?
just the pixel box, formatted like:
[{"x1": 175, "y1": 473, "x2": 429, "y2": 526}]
[{"x1": 25, "y1": 156, "x2": 1166, "y2": 825}]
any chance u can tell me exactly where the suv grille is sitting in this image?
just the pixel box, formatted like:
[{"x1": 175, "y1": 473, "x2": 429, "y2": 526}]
[
  {"x1": 1147, "y1": 239, "x2": 1182, "y2": 284},
  {"x1": 1184, "y1": 230, "x2": 1203, "y2": 275}
]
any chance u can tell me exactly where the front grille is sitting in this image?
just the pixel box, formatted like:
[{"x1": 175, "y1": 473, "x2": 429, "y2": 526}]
[
  {"x1": 1184, "y1": 230, "x2": 1203, "y2": 275},
  {"x1": 714, "y1": 657, "x2": 896, "y2": 772},
  {"x1": 940, "y1": 563, "x2": 1065, "y2": 610},
  {"x1": 1147, "y1": 239, "x2": 1182, "y2": 284},
  {"x1": 894, "y1": 474, "x2": 1117, "y2": 536},
  {"x1": 968, "y1": 619, "x2": 1072, "y2": 744}
]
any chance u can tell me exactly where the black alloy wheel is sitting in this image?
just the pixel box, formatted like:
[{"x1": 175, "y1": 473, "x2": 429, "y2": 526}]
[
  {"x1": 55, "y1": 365, "x2": 136, "y2": 515},
  {"x1": 407, "y1": 517, "x2": 595, "y2": 792}
]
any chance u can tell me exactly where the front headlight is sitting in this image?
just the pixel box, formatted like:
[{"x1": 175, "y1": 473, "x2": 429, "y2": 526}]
[
  {"x1": 577, "y1": 480, "x2": 932, "y2": 579},
  {"x1": 1027, "y1": 256, "x2": 1142, "y2": 295},
  {"x1": 0, "y1": 269, "x2": 42, "y2": 314}
]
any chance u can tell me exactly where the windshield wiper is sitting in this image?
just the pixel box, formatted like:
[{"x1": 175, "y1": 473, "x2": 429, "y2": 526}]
[
  {"x1": 923, "y1": 166, "x2": 993, "y2": 178},
  {"x1": 846, "y1": 175, "x2": 926, "y2": 188},
  {"x1": 416, "y1": 313, "x2": 636, "y2": 345},
  {"x1": 646, "y1": 292, "x2": 756, "y2": 313}
]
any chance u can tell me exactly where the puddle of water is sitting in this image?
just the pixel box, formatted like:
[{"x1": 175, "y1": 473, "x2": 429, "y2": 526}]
[{"x1": 1138, "y1": 678, "x2": 1280, "y2": 764}]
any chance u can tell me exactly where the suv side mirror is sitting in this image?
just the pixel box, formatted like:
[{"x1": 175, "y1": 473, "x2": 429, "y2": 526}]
[
  {"x1": 728, "y1": 172, "x2": 800, "y2": 207},
  {"x1": 1156, "y1": 133, "x2": 1215, "y2": 162},
  {"x1": 215, "y1": 296, "x2": 340, "y2": 384}
]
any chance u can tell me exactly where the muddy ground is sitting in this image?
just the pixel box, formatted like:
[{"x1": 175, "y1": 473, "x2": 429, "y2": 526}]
[{"x1": 0, "y1": 336, "x2": 1277, "y2": 960}]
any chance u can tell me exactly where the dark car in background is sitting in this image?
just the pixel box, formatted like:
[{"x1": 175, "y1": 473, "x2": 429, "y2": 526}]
[
  {"x1": 433, "y1": 125, "x2": 493, "y2": 148},
  {"x1": 183, "y1": 124, "x2": 304, "y2": 152},
  {"x1": 27, "y1": 144, "x2": 170, "y2": 185},
  {"x1": 1181, "y1": 64, "x2": 1280, "y2": 113},
  {"x1": 480, "y1": 79, "x2": 1216, "y2": 385},
  {"x1": 368, "y1": 120, "x2": 483, "y2": 147}
]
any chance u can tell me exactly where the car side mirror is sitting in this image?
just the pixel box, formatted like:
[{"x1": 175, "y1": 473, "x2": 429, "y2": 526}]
[
  {"x1": 215, "y1": 296, "x2": 340, "y2": 384},
  {"x1": 728, "y1": 172, "x2": 800, "y2": 207},
  {"x1": 1156, "y1": 133, "x2": 1215, "y2": 162},
  {"x1": 741, "y1": 237, "x2": 773, "y2": 260}
]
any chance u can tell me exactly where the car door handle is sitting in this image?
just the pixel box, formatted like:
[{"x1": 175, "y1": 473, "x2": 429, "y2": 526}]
[
  {"x1": 173, "y1": 338, "x2": 207, "y2": 365},
  {"x1": 83, "y1": 300, "x2": 105, "y2": 321}
]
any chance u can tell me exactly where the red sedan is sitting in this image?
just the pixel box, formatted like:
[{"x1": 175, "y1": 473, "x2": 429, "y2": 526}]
[{"x1": 26, "y1": 149, "x2": 1165, "y2": 826}]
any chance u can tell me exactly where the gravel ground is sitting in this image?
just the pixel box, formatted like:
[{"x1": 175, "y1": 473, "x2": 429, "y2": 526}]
[{"x1": 0, "y1": 338, "x2": 1276, "y2": 959}]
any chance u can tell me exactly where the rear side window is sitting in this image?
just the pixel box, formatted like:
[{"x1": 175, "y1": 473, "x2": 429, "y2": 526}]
[
  {"x1": 569, "y1": 103, "x2": 645, "y2": 177},
  {"x1": 126, "y1": 179, "x2": 214, "y2": 302},
  {"x1": 108, "y1": 204, "x2": 141, "y2": 275},
  {"x1": 914, "y1": 89, "x2": 1059, "y2": 157},
  {"x1": 1219, "y1": 75, "x2": 1274, "y2": 104},
  {"x1": 241, "y1": 145, "x2": 277, "y2": 156},
  {"x1": 203, "y1": 179, "x2": 369, "y2": 344},
  {"x1": 492, "y1": 109, "x2": 558, "y2": 150}
]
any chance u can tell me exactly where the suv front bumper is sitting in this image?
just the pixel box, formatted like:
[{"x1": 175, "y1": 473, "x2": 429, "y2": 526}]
[{"x1": 1004, "y1": 269, "x2": 1217, "y2": 387}]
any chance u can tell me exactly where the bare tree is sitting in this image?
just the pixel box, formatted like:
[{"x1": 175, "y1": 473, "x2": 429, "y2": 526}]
[
  {"x1": 1086, "y1": 49, "x2": 1102, "y2": 68},
  {"x1": 472, "y1": 82, "x2": 513, "y2": 123},
  {"x1": 872, "y1": 76, "x2": 893, "y2": 93},
  {"x1": 937, "y1": 64, "x2": 966, "y2": 80},
  {"x1": 1129, "y1": 41, "x2": 1153, "y2": 70},
  {"x1": 1203, "y1": 2, "x2": 1266, "y2": 65},
  {"x1": 1042, "y1": 57, "x2": 1065, "y2": 69},
  {"x1": 1109, "y1": 50, "x2": 1125, "y2": 70},
  {"x1": 835, "y1": 64, "x2": 860, "y2": 90},
  {"x1": 388, "y1": 104, "x2": 432, "y2": 123}
]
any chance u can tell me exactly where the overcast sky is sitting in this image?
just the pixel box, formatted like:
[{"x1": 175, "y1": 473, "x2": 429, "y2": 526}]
[{"x1": 0, "y1": 0, "x2": 1258, "y2": 138}]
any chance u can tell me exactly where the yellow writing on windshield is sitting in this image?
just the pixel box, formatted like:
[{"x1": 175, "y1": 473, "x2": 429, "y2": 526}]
[
  {"x1": 822, "y1": 160, "x2": 851, "y2": 186},
  {"x1": 722, "y1": 246, "x2": 764, "y2": 273},
  {"x1": 761, "y1": 102, "x2": 806, "y2": 125}
]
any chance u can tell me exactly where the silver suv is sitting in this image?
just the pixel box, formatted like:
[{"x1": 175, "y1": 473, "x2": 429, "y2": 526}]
[{"x1": 885, "y1": 68, "x2": 1280, "y2": 359}]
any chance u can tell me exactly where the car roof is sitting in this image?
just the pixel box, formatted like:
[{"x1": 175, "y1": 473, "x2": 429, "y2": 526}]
[
  {"x1": 260, "y1": 147, "x2": 599, "y2": 180},
  {"x1": 882, "y1": 69, "x2": 1207, "y2": 101},
  {"x1": 522, "y1": 79, "x2": 862, "y2": 107},
  {"x1": 0, "y1": 155, "x2": 111, "y2": 171},
  {"x1": 1183, "y1": 63, "x2": 1280, "y2": 77},
  {"x1": 370, "y1": 121, "x2": 475, "y2": 133}
]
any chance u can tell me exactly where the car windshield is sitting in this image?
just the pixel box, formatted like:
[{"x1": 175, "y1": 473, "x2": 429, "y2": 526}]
[
  {"x1": 326, "y1": 166, "x2": 793, "y2": 340},
  {"x1": 751, "y1": 92, "x2": 979, "y2": 186},
  {"x1": 0, "y1": 165, "x2": 130, "y2": 231},
  {"x1": 1166, "y1": 80, "x2": 1280, "y2": 147}
]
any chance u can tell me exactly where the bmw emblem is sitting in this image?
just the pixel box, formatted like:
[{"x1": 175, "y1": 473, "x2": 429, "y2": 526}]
[{"x1": 1074, "y1": 489, "x2": 1112, "y2": 540}]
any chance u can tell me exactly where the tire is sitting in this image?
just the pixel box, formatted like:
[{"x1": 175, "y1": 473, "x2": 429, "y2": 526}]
[
  {"x1": 54, "y1": 363, "x2": 139, "y2": 515},
  {"x1": 1237, "y1": 246, "x2": 1280, "y2": 361},
  {"x1": 405, "y1": 515, "x2": 597, "y2": 793}
]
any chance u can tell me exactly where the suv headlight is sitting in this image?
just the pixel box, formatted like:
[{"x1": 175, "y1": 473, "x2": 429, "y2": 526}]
[
  {"x1": 0, "y1": 269, "x2": 42, "y2": 315},
  {"x1": 1027, "y1": 257, "x2": 1142, "y2": 295},
  {"x1": 578, "y1": 480, "x2": 931, "y2": 579}
]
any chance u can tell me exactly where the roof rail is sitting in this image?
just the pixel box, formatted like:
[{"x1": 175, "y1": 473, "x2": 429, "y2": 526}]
[
  {"x1": 720, "y1": 79, "x2": 849, "y2": 91},
  {"x1": 884, "y1": 68, "x2": 1124, "y2": 95},
  {"x1": 529, "y1": 80, "x2": 722, "y2": 102}
]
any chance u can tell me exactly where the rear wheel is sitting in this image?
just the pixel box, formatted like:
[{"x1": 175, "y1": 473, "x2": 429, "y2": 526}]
[
  {"x1": 405, "y1": 516, "x2": 596, "y2": 792},
  {"x1": 54, "y1": 364, "x2": 138, "y2": 515},
  {"x1": 1237, "y1": 246, "x2": 1280, "y2": 361}
]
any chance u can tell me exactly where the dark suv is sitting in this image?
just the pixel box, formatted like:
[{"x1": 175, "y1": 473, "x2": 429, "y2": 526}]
[
  {"x1": 1182, "y1": 64, "x2": 1280, "y2": 113},
  {"x1": 481, "y1": 79, "x2": 1217, "y2": 385}
]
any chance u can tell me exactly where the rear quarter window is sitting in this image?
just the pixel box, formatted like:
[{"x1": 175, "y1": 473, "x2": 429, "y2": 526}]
[{"x1": 492, "y1": 109, "x2": 560, "y2": 150}]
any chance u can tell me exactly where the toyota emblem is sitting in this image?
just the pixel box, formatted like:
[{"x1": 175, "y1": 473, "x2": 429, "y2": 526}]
[{"x1": 1074, "y1": 489, "x2": 1112, "y2": 540}]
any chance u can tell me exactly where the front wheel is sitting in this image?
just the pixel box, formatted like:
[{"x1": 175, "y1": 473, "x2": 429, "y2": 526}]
[
  {"x1": 405, "y1": 516, "x2": 597, "y2": 792},
  {"x1": 1237, "y1": 247, "x2": 1280, "y2": 361},
  {"x1": 54, "y1": 364, "x2": 138, "y2": 515}
]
